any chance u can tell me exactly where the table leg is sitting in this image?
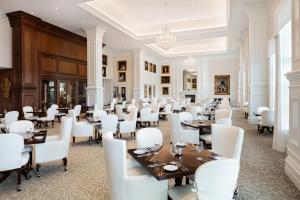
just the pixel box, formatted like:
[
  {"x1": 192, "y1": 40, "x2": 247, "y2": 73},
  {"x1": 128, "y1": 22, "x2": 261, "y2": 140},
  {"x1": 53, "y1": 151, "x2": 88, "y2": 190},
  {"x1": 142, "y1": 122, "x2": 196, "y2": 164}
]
[{"x1": 175, "y1": 177, "x2": 183, "y2": 186}]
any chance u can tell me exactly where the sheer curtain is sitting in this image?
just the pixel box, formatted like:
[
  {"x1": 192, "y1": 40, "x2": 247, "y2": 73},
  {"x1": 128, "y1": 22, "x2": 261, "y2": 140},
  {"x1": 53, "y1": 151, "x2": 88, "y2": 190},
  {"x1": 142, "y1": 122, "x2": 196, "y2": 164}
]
[
  {"x1": 269, "y1": 53, "x2": 276, "y2": 110},
  {"x1": 273, "y1": 21, "x2": 292, "y2": 152}
]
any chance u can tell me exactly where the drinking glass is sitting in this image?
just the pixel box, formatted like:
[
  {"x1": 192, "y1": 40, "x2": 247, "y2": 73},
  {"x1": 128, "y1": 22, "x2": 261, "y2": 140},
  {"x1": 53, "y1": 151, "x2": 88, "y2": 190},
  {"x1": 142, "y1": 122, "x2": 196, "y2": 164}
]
[{"x1": 169, "y1": 144, "x2": 178, "y2": 165}]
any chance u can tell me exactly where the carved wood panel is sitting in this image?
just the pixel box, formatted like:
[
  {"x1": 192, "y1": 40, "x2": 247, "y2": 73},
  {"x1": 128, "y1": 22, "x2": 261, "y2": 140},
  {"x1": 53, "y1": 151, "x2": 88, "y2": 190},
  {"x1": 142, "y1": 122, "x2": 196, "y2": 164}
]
[
  {"x1": 41, "y1": 55, "x2": 57, "y2": 73},
  {"x1": 78, "y1": 64, "x2": 87, "y2": 77},
  {"x1": 59, "y1": 59, "x2": 78, "y2": 75},
  {"x1": 23, "y1": 28, "x2": 34, "y2": 86}
]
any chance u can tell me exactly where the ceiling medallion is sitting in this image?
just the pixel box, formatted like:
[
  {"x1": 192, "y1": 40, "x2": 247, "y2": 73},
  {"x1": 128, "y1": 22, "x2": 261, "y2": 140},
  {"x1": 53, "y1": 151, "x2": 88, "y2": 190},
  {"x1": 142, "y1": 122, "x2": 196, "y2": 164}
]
[{"x1": 156, "y1": 2, "x2": 176, "y2": 50}]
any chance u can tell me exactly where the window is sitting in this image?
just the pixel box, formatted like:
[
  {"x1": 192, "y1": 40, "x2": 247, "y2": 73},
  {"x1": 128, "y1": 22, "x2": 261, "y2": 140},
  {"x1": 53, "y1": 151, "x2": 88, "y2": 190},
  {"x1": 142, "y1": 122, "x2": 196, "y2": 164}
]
[{"x1": 278, "y1": 20, "x2": 292, "y2": 134}]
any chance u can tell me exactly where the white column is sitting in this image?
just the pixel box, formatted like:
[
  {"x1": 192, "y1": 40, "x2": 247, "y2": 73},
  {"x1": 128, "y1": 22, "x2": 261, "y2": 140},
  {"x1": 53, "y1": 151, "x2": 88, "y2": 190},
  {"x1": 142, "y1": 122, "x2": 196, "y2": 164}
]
[
  {"x1": 246, "y1": 2, "x2": 270, "y2": 122},
  {"x1": 285, "y1": 0, "x2": 300, "y2": 191},
  {"x1": 198, "y1": 59, "x2": 209, "y2": 102},
  {"x1": 132, "y1": 49, "x2": 143, "y2": 100},
  {"x1": 84, "y1": 26, "x2": 106, "y2": 108}
]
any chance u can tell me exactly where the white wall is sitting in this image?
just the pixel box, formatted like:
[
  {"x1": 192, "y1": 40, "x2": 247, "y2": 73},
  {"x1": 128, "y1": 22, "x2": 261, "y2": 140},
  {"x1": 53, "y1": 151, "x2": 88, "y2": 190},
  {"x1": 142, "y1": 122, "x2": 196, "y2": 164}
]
[
  {"x1": 140, "y1": 50, "x2": 161, "y2": 98},
  {"x1": 0, "y1": 13, "x2": 12, "y2": 69},
  {"x1": 207, "y1": 56, "x2": 240, "y2": 106}
]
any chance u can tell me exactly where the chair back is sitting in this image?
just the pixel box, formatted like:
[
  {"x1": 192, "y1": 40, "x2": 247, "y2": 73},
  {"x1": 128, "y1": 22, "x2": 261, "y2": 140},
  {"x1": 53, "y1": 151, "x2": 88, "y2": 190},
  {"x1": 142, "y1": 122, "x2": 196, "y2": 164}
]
[
  {"x1": 103, "y1": 132, "x2": 126, "y2": 200},
  {"x1": 59, "y1": 117, "x2": 73, "y2": 156},
  {"x1": 102, "y1": 114, "x2": 118, "y2": 134},
  {"x1": 121, "y1": 101, "x2": 127, "y2": 109},
  {"x1": 168, "y1": 113, "x2": 183, "y2": 142},
  {"x1": 115, "y1": 105, "x2": 123, "y2": 119},
  {"x1": 163, "y1": 104, "x2": 172, "y2": 113},
  {"x1": 0, "y1": 134, "x2": 25, "y2": 171},
  {"x1": 9, "y1": 120, "x2": 34, "y2": 133},
  {"x1": 110, "y1": 102, "x2": 115, "y2": 110},
  {"x1": 186, "y1": 106, "x2": 202, "y2": 119},
  {"x1": 136, "y1": 128, "x2": 163, "y2": 148},
  {"x1": 131, "y1": 98, "x2": 136, "y2": 105},
  {"x1": 127, "y1": 106, "x2": 138, "y2": 122},
  {"x1": 215, "y1": 118, "x2": 232, "y2": 126},
  {"x1": 140, "y1": 107, "x2": 152, "y2": 120},
  {"x1": 46, "y1": 107, "x2": 56, "y2": 121},
  {"x1": 261, "y1": 110, "x2": 274, "y2": 126},
  {"x1": 172, "y1": 101, "x2": 181, "y2": 111},
  {"x1": 68, "y1": 110, "x2": 77, "y2": 123},
  {"x1": 256, "y1": 106, "x2": 269, "y2": 115},
  {"x1": 215, "y1": 109, "x2": 232, "y2": 121},
  {"x1": 51, "y1": 104, "x2": 59, "y2": 114},
  {"x1": 194, "y1": 159, "x2": 239, "y2": 200},
  {"x1": 212, "y1": 124, "x2": 244, "y2": 162},
  {"x1": 4, "y1": 111, "x2": 19, "y2": 126},
  {"x1": 93, "y1": 110, "x2": 107, "y2": 120},
  {"x1": 179, "y1": 112, "x2": 193, "y2": 122},
  {"x1": 23, "y1": 106, "x2": 33, "y2": 119},
  {"x1": 94, "y1": 104, "x2": 100, "y2": 111},
  {"x1": 74, "y1": 105, "x2": 81, "y2": 117}
]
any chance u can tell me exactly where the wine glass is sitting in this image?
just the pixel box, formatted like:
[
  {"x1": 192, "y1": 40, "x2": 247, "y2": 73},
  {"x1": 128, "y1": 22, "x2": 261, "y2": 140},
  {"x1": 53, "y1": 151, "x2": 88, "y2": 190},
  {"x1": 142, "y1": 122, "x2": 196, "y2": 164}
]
[
  {"x1": 196, "y1": 141, "x2": 204, "y2": 161},
  {"x1": 153, "y1": 143, "x2": 160, "y2": 163},
  {"x1": 169, "y1": 144, "x2": 178, "y2": 165}
]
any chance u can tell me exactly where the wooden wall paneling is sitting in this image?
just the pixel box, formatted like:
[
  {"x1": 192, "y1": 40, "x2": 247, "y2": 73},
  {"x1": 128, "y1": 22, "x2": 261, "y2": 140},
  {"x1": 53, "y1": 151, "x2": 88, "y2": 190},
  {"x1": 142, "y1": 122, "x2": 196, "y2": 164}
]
[
  {"x1": 22, "y1": 27, "x2": 35, "y2": 86},
  {"x1": 78, "y1": 64, "x2": 87, "y2": 77},
  {"x1": 40, "y1": 54, "x2": 58, "y2": 73},
  {"x1": 59, "y1": 59, "x2": 78, "y2": 75}
]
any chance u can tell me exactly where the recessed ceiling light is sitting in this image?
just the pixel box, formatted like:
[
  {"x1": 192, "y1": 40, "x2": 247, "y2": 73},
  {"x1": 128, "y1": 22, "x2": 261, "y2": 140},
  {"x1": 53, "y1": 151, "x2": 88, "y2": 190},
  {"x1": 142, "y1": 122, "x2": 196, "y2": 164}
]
[
  {"x1": 30, "y1": 12, "x2": 34, "y2": 15},
  {"x1": 55, "y1": 7, "x2": 59, "y2": 10},
  {"x1": 82, "y1": 20, "x2": 86, "y2": 24},
  {"x1": 60, "y1": 24, "x2": 63, "y2": 27}
]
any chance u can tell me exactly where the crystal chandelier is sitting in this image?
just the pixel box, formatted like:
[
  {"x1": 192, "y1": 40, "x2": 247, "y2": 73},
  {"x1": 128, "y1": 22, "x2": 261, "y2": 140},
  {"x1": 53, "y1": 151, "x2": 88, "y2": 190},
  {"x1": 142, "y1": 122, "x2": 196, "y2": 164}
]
[{"x1": 156, "y1": 2, "x2": 176, "y2": 50}]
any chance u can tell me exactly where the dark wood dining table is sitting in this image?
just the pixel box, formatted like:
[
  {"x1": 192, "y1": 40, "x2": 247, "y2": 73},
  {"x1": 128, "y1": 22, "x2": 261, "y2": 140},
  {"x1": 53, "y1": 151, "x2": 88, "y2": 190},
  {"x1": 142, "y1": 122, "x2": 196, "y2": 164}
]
[
  {"x1": 181, "y1": 119, "x2": 214, "y2": 135},
  {"x1": 27, "y1": 110, "x2": 44, "y2": 118},
  {"x1": 128, "y1": 144, "x2": 219, "y2": 181},
  {"x1": 57, "y1": 107, "x2": 71, "y2": 114},
  {"x1": 202, "y1": 111, "x2": 215, "y2": 120}
]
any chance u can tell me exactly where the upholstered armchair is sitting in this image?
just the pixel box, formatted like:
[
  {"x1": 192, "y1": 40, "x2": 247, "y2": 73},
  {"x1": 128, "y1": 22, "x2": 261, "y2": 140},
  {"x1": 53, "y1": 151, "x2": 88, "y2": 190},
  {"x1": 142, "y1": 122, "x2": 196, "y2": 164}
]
[
  {"x1": 119, "y1": 106, "x2": 138, "y2": 138},
  {"x1": 136, "y1": 128, "x2": 163, "y2": 148},
  {"x1": 215, "y1": 109, "x2": 232, "y2": 121},
  {"x1": 102, "y1": 132, "x2": 168, "y2": 200},
  {"x1": 0, "y1": 111, "x2": 19, "y2": 129},
  {"x1": 23, "y1": 106, "x2": 38, "y2": 121},
  {"x1": 35, "y1": 117, "x2": 73, "y2": 176},
  {"x1": 37, "y1": 107, "x2": 56, "y2": 127},
  {"x1": 139, "y1": 107, "x2": 159, "y2": 127},
  {"x1": 73, "y1": 105, "x2": 81, "y2": 121},
  {"x1": 258, "y1": 110, "x2": 274, "y2": 134},
  {"x1": 68, "y1": 110, "x2": 93, "y2": 144}
]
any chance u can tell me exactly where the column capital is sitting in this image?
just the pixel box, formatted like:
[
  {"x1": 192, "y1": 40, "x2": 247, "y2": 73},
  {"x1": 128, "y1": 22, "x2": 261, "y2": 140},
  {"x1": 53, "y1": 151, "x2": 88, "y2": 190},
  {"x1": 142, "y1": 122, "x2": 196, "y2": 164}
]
[
  {"x1": 245, "y1": 1, "x2": 271, "y2": 20},
  {"x1": 83, "y1": 25, "x2": 106, "y2": 40}
]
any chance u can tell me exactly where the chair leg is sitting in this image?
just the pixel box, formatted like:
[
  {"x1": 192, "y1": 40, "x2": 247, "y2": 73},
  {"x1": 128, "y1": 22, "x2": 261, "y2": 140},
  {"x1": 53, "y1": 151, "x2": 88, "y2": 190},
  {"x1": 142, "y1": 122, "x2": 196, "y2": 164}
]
[
  {"x1": 72, "y1": 137, "x2": 75, "y2": 145},
  {"x1": 17, "y1": 168, "x2": 21, "y2": 191},
  {"x1": 52, "y1": 120, "x2": 54, "y2": 126},
  {"x1": 36, "y1": 164, "x2": 41, "y2": 177},
  {"x1": 62, "y1": 158, "x2": 68, "y2": 171},
  {"x1": 259, "y1": 126, "x2": 265, "y2": 134}
]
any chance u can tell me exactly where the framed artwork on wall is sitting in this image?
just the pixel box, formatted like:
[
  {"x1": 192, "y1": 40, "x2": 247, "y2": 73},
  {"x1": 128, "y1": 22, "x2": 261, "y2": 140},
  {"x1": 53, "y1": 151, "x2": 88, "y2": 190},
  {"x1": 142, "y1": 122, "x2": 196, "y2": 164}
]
[
  {"x1": 162, "y1": 87, "x2": 169, "y2": 95},
  {"x1": 102, "y1": 67, "x2": 106, "y2": 77},
  {"x1": 149, "y1": 63, "x2": 153, "y2": 72},
  {"x1": 192, "y1": 84, "x2": 197, "y2": 89},
  {"x1": 118, "y1": 72, "x2": 126, "y2": 82},
  {"x1": 153, "y1": 64, "x2": 156, "y2": 73},
  {"x1": 118, "y1": 60, "x2": 127, "y2": 71},
  {"x1": 192, "y1": 79, "x2": 197, "y2": 83},
  {"x1": 161, "y1": 65, "x2": 169, "y2": 74},
  {"x1": 214, "y1": 75, "x2": 230, "y2": 95},
  {"x1": 102, "y1": 55, "x2": 107, "y2": 66},
  {"x1": 161, "y1": 76, "x2": 170, "y2": 84},
  {"x1": 121, "y1": 87, "x2": 126, "y2": 101},
  {"x1": 145, "y1": 61, "x2": 148, "y2": 71}
]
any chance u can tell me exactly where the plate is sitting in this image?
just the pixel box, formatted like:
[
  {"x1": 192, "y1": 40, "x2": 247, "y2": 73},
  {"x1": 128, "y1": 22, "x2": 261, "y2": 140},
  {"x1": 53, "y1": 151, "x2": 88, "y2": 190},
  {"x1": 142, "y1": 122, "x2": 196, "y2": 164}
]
[
  {"x1": 34, "y1": 136, "x2": 44, "y2": 140},
  {"x1": 163, "y1": 165, "x2": 178, "y2": 172},
  {"x1": 32, "y1": 130, "x2": 40, "y2": 133},
  {"x1": 176, "y1": 142, "x2": 186, "y2": 147},
  {"x1": 134, "y1": 149, "x2": 146, "y2": 155}
]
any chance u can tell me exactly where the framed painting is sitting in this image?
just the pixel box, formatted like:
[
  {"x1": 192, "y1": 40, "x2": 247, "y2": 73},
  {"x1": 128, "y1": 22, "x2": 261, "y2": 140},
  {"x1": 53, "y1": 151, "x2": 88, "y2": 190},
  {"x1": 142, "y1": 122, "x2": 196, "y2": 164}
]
[
  {"x1": 214, "y1": 75, "x2": 230, "y2": 95},
  {"x1": 119, "y1": 72, "x2": 126, "y2": 82},
  {"x1": 161, "y1": 65, "x2": 169, "y2": 74},
  {"x1": 161, "y1": 76, "x2": 170, "y2": 84},
  {"x1": 162, "y1": 87, "x2": 169, "y2": 95},
  {"x1": 102, "y1": 54, "x2": 107, "y2": 66},
  {"x1": 145, "y1": 61, "x2": 148, "y2": 71},
  {"x1": 102, "y1": 67, "x2": 106, "y2": 77},
  {"x1": 118, "y1": 60, "x2": 127, "y2": 71}
]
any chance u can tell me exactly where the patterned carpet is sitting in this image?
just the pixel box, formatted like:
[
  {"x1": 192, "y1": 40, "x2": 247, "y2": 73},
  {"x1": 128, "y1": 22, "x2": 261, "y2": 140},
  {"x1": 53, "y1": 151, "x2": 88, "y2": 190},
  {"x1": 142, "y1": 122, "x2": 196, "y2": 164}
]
[{"x1": 0, "y1": 110, "x2": 300, "y2": 200}]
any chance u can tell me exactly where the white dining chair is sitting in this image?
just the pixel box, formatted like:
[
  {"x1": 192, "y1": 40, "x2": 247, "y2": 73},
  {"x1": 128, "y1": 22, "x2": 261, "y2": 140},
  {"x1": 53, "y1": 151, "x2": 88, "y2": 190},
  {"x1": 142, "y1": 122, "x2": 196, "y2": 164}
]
[
  {"x1": 68, "y1": 110, "x2": 93, "y2": 144},
  {"x1": 51, "y1": 104, "x2": 66, "y2": 120},
  {"x1": 119, "y1": 106, "x2": 138, "y2": 138},
  {"x1": 168, "y1": 159, "x2": 239, "y2": 200},
  {"x1": 23, "y1": 106, "x2": 38, "y2": 121},
  {"x1": 159, "y1": 103, "x2": 172, "y2": 119},
  {"x1": 37, "y1": 107, "x2": 56, "y2": 127},
  {"x1": 212, "y1": 124, "x2": 244, "y2": 162},
  {"x1": 186, "y1": 106, "x2": 202, "y2": 120},
  {"x1": 0, "y1": 134, "x2": 30, "y2": 191},
  {"x1": 258, "y1": 110, "x2": 274, "y2": 134},
  {"x1": 86, "y1": 104, "x2": 100, "y2": 115},
  {"x1": 102, "y1": 132, "x2": 168, "y2": 200},
  {"x1": 139, "y1": 107, "x2": 159, "y2": 127},
  {"x1": 73, "y1": 105, "x2": 81, "y2": 121},
  {"x1": 136, "y1": 128, "x2": 163, "y2": 148},
  {"x1": 97, "y1": 114, "x2": 118, "y2": 140},
  {"x1": 8, "y1": 120, "x2": 34, "y2": 133},
  {"x1": 169, "y1": 113, "x2": 199, "y2": 144},
  {"x1": 104, "y1": 102, "x2": 115, "y2": 113},
  {"x1": 215, "y1": 109, "x2": 232, "y2": 121},
  {"x1": 0, "y1": 111, "x2": 19, "y2": 128},
  {"x1": 35, "y1": 117, "x2": 73, "y2": 177},
  {"x1": 199, "y1": 118, "x2": 232, "y2": 145},
  {"x1": 172, "y1": 101, "x2": 182, "y2": 113},
  {"x1": 115, "y1": 104, "x2": 126, "y2": 120}
]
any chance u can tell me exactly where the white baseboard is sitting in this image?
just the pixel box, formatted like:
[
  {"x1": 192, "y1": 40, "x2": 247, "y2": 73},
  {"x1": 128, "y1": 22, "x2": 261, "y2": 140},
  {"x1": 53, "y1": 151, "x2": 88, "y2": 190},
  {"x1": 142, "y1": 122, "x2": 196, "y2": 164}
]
[{"x1": 285, "y1": 156, "x2": 300, "y2": 191}]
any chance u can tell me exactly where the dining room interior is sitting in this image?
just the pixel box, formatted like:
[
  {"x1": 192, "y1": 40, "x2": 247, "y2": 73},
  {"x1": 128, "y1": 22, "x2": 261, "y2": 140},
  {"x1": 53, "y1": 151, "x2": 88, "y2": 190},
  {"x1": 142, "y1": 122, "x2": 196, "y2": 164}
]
[{"x1": 0, "y1": 0, "x2": 300, "y2": 199}]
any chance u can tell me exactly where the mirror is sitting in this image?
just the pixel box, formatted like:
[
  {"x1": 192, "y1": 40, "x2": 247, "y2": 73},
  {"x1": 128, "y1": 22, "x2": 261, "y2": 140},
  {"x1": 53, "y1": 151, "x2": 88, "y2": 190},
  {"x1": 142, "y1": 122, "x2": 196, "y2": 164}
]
[{"x1": 183, "y1": 70, "x2": 197, "y2": 91}]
